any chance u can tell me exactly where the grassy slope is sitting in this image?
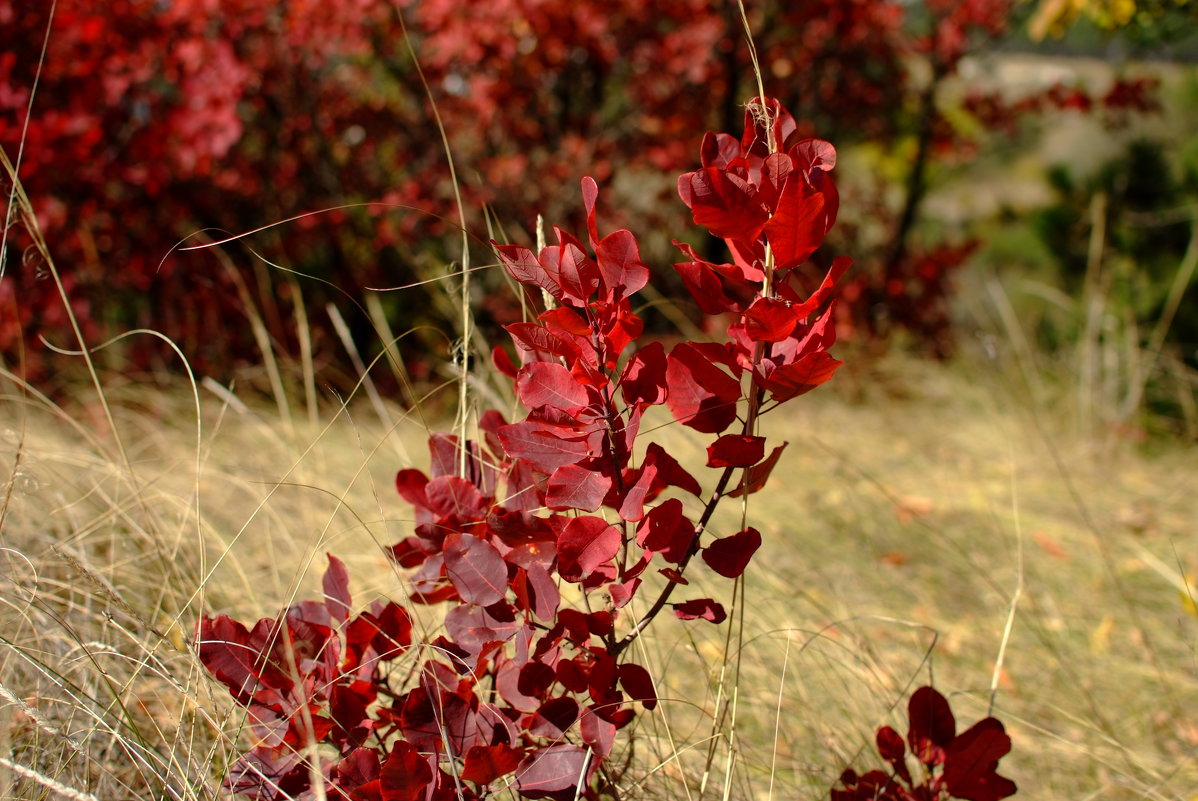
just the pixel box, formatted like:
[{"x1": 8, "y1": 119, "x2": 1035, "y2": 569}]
[{"x1": 0, "y1": 353, "x2": 1194, "y2": 800}]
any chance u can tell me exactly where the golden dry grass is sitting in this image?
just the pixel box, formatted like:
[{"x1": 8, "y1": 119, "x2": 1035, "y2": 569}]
[{"x1": 1, "y1": 347, "x2": 1194, "y2": 801}]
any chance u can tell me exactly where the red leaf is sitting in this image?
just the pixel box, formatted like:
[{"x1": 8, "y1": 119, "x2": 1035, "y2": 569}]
[
  {"x1": 678, "y1": 166, "x2": 769, "y2": 241},
  {"x1": 617, "y1": 663, "x2": 657, "y2": 710},
  {"x1": 443, "y1": 533, "x2": 508, "y2": 607},
  {"x1": 619, "y1": 341, "x2": 667, "y2": 407},
  {"x1": 787, "y1": 255, "x2": 851, "y2": 318},
  {"x1": 596, "y1": 228, "x2": 650, "y2": 298},
  {"x1": 506, "y1": 322, "x2": 582, "y2": 364},
  {"x1": 322, "y1": 553, "x2": 351, "y2": 623},
  {"x1": 727, "y1": 442, "x2": 788, "y2": 498},
  {"x1": 557, "y1": 515, "x2": 621, "y2": 583},
  {"x1": 498, "y1": 419, "x2": 590, "y2": 473},
  {"x1": 424, "y1": 476, "x2": 489, "y2": 520},
  {"x1": 494, "y1": 242, "x2": 562, "y2": 302},
  {"x1": 546, "y1": 461, "x2": 612, "y2": 512},
  {"x1": 462, "y1": 744, "x2": 524, "y2": 786},
  {"x1": 517, "y1": 362, "x2": 591, "y2": 413},
  {"x1": 908, "y1": 686, "x2": 956, "y2": 767},
  {"x1": 394, "y1": 469, "x2": 429, "y2": 510},
  {"x1": 701, "y1": 527, "x2": 762, "y2": 578},
  {"x1": 791, "y1": 138, "x2": 837, "y2": 173},
  {"x1": 370, "y1": 601, "x2": 414, "y2": 659},
  {"x1": 876, "y1": 725, "x2": 906, "y2": 762},
  {"x1": 743, "y1": 296, "x2": 801, "y2": 342},
  {"x1": 758, "y1": 351, "x2": 842, "y2": 402},
  {"x1": 665, "y1": 342, "x2": 741, "y2": 434},
  {"x1": 673, "y1": 598, "x2": 727, "y2": 623},
  {"x1": 658, "y1": 567, "x2": 688, "y2": 584},
  {"x1": 582, "y1": 176, "x2": 601, "y2": 244},
  {"x1": 525, "y1": 562, "x2": 561, "y2": 623},
  {"x1": 515, "y1": 744, "x2": 589, "y2": 799},
  {"x1": 552, "y1": 238, "x2": 600, "y2": 303},
  {"x1": 635, "y1": 498, "x2": 694, "y2": 564},
  {"x1": 644, "y1": 443, "x2": 702, "y2": 496},
  {"x1": 379, "y1": 741, "x2": 433, "y2": 801},
  {"x1": 196, "y1": 615, "x2": 260, "y2": 701},
  {"x1": 706, "y1": 434, "x2": 766, "y2": 468},
  {"x1": 944, "y1": 718, "x2": 1017, "y2": 801},
  {"x1": 764, "y1": 174, "x2": 828, "y2": 270},
  {"x1": 492, "y1": 344, "x2": 518, "y2": 378},
  {"x1": 580, "y1": 706, "x2": 617, "y2": 758}
]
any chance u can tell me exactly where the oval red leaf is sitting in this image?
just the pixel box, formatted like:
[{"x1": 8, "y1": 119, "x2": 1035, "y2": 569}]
[
  {"x1": 443, "y1": 533, "x2": 508, "y2": 607},
  {"x1": 701, "y1": 527, "x2": 762, "y2": 578}
]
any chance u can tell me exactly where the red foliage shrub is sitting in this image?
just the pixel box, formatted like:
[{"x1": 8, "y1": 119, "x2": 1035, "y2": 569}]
[{"x1": 196, "y1": 97, "x2": 1014, "y2": 801}]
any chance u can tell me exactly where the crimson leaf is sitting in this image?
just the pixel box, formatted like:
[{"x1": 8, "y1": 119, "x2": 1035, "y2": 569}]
[
  {"x1": 665, "y1": 342, "x2": 741, "y2": 434},
  {"x1": 706, "y1": 434, "x2": 766, "y2": 468},
  {"x1": 908, "y1": 686, "x2": 956, "y2": 767},
  {"x1": 673, "y1": 598, "x2": 727, "y2": 623},
  {"x1": 515, "y1": 744, "x2": 589, "y2": 800},
  {"x1": 727, "y1": 442, "x2": 788, "y2": 498},
  {"x1": 557, "y1": 515, "x2": 621, "y2": 583},
  {"x1": 701, "y1": 527, "x2": 762, "y2": 578},
  {"x1": 944, "y1": 718, "x2": 1017, "y2": 801},
  {"x1": 443, "y1": 533, "x2": 508, "y2": 607}
]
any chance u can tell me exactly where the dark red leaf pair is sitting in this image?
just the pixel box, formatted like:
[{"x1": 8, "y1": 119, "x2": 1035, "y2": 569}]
[{"x1": 833, "y1": 686, "x2": 1016, "y2": 801}]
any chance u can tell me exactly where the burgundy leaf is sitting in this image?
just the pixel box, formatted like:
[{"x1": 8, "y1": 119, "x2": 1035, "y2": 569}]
[
  {"x1": 908, "y1": 686, "x2": 956, "y2": 767},
  {"x1": 658, "y1": 567, "x2": 688, "y2": 584},
  {"x1": 876, "y1": 724, "x2": 912, "y2": 784},
  {"x1": 665, "y1": 342, "x2": 741, "y2": 434},
  {"x1": 372, "y1": 601, "x2": 414, "y2": 657},
  {"x1": 706, "y1": 434, "x2": 766, "y2": 468},
  {"x1": 673, "y1": 598, "x2": 727, "y2": 623},
  {"x1": 321, "y1": 553, "x2": 352, "y2": 622},
  {"x1": 616, "y1": 462, "x2": 656, "y2": 522},
  {"x1": 498, "y1": 419, "x2": 590, "y2": 473},
  {"x1": 635, "y1": 498, "x2": 694, "y2": 564},
  {"x1": 395, "y1": 469, "x2": 429, "y2": 510},
  {"x1": 546, "y1": 461, "x2": 612, "y2": 512},
  {"x1": 335, "y1": 748, "x2": 380, "y2": 794},
  {"x1": 580, "y1": 706, "x2": 618, "y2": 758},
  {"x1": 944, "y1": 718, "x2": 1017, "y2": 801},
  {"x1": 525, "y1": 562, "x2": 561, "y2": 622},
  {"x1": 517, "y1": 362, "x2": 591, "y2": 413},
  {"x1": 876, "y1": 724, "x2": 906, "y2": 762},
  {"x1": 443, "y1": 533, "x2": 508, "y2": 607},
  {"x1": 379, "y1": 740, "x2": 433, "y2": 801},
  {"x1": 462, "y1": 744, "x2": 524, "y2": 787},
  {"x1": 196, "y1": 615, "x2": 260, "y2": 701},
  {"x1": 425, "y1": 475, "x2": 489, "y2": 520},
  {"x1": 515, "y1": 744, "x2": 589, "y2": 800},
  {"x1": 620, "y1": 341, "x2": 667, "y2": 407},
  {"x1": 644, "y1": 442, "x2": 702, "y2": 496},
  {"x1": 727, "y1": 442, "x2": 788, "y2": 498},
  {"x1": 701, "y1": 527, "x2": 762, "y2": 578},
  {"x1": 617, "y1": 663, "x2": 657, "y2": 710},
  {"x1": 557, "y1": 515, "x2": 621, "y2": 583},
  {"x1": 529, "y1": 696, "x2": 581, "y2": 739}
]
